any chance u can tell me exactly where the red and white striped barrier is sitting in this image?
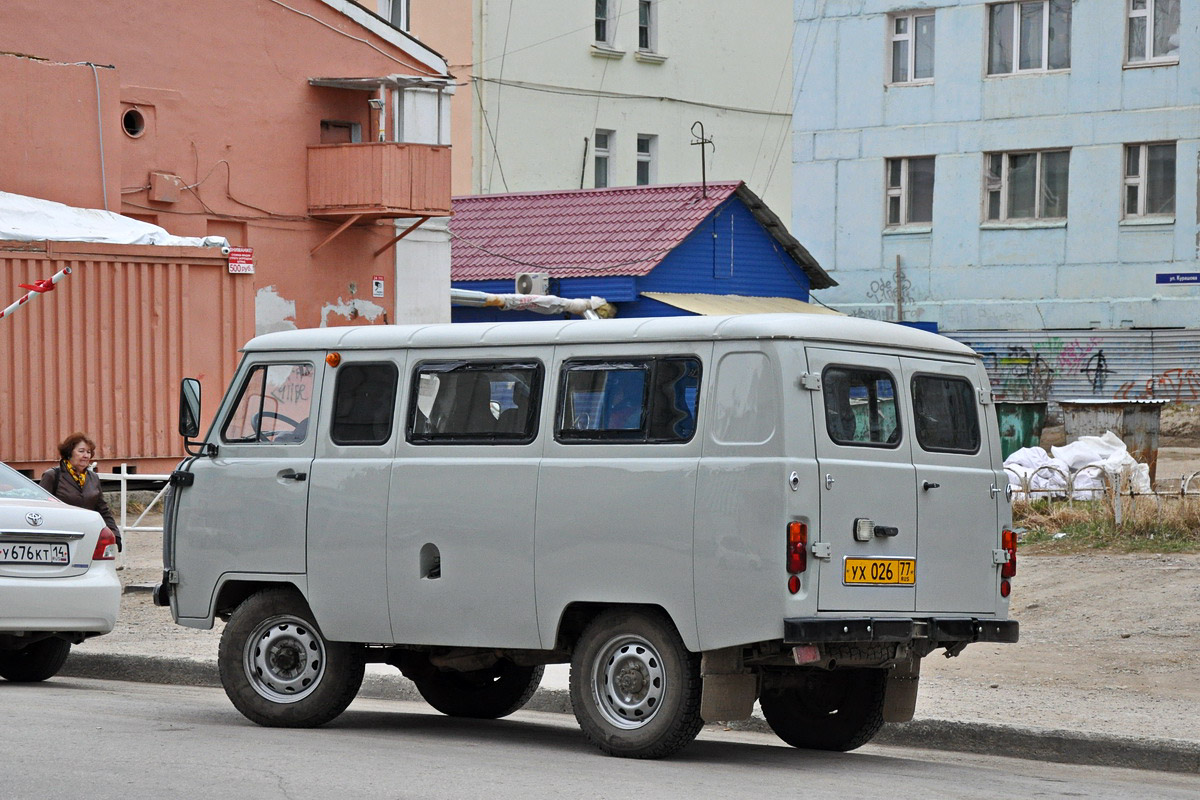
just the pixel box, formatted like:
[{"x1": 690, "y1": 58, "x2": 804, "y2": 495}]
[{"x1": 0, "y1": 266, "x2": 72, "y2": 321}]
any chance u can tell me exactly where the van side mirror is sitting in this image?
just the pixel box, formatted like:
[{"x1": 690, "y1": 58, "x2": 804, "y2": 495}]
[{"x1": 179, "y1": 378, "x2": 202, "y2": 438}]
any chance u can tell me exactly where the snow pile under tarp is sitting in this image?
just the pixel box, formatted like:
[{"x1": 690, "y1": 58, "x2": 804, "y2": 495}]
[
  {"x1": 0, "y1": 191, "x2": 228, "y2": 248},
  {"x1": 1004, "y1": 431, "x2": 1151, "y2": 499}
]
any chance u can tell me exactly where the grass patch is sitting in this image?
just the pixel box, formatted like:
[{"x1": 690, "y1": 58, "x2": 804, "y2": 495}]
[{"x1": 1014, "y1": 497, "x2": 1200, "y2": 554}]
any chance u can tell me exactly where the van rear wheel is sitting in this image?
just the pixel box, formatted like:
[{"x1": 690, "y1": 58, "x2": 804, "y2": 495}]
[
  {"x1": 760, "y1": 667, "x2": 886, "y2": 751},
  {"x1": 414, "y1": 660, "x2": 544, "y2": 719},
  {"x1": 219, "y1": 588, "x2": 365, "y2": 728},
  {"x1": 570, "y1": 609, "x2": 702, "y2": 759},
  {"x1": 0, "y1": 638, "x2": 71, "y2": 682}
]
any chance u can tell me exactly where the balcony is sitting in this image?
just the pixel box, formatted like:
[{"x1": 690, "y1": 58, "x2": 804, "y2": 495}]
[{"x1": 307, "y1": 141, "x2": 451, "y2": 220}]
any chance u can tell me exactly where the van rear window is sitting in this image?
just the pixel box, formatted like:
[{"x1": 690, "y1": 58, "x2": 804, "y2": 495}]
[
  {"x1": 557, "y1": 357, "x2": 701, "y2": 443},
  {"x1": 407, "y1": 361, "x2": 543, "y2": 444},
  {"x1": 821, "y1": 367, "x2": 899, "y2": 447},
  {"x1": 912, "y1": 375, "x2": 980, "y2": 453}
]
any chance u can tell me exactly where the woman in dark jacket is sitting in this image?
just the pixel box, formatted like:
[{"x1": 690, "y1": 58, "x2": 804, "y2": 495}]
[{"x1": 39, "y1": 431, "x2": 122, "y2": 551}]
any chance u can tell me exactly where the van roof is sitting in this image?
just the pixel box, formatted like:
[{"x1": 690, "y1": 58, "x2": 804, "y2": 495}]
[{"x1": 243, "y1": 315, "x2": 978, "y2": 359}]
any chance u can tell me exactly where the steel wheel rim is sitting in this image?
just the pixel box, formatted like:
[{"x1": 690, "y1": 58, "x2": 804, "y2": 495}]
[
  {"x1": 591, "y1": 634, "x2": 666, "y2": 730},
  {"x1": 243, "y1": 614, "x2": 326, "y2": 704}
]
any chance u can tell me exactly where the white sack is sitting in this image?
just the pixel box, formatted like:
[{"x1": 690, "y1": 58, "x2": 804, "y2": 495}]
[{"x1": 0, "y1": 191, "x2": 228, "y2": 249}]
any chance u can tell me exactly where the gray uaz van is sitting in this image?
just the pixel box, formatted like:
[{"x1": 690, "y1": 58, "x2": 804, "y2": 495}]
[{"x1": 156, "y1": 313, "x2": 1018, "y2": 758}]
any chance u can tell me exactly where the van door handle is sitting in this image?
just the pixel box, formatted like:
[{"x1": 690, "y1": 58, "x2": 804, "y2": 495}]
[
  {"x1": 873, "y1": 525, "x2": 899, "y2": 537},
  {"x1": 922, "y1": 481, "x2": 940, "y2": 491},
  {"x1": 279, "y1": 469, "x2": 307, "y2": 482}
]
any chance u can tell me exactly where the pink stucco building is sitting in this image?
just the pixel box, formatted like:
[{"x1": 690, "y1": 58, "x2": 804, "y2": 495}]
[{"x1": 0, "y1": 0, "x2": 453, "y2": 473}]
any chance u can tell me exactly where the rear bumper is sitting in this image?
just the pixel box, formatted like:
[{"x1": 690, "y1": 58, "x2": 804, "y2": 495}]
[
  {"x1": 784, "y1": 617, "x2": 1019, "y2": 645},
  {"x1": 0, "y1": 565, "x2": 121, "y2": 637}
]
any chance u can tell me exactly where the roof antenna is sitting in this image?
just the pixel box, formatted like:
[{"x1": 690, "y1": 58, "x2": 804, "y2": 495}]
[{"x1": 690, "y1": 121, "x2": 714, "y2": 198}]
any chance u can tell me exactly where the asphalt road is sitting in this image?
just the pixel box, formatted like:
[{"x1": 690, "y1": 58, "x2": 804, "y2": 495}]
[{"x1": 5, "y1": 678, "x2": 1199, "y2": 799}]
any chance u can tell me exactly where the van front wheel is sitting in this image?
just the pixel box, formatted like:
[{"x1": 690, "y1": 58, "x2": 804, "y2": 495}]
[
  {"x1": 570, "y1": 609, "x2": 702, "y2": 759},
  {"x1": 760, "y1": 667, "x2": 886, "y2": 751},
  {"x1": 218, "y1": 588, "x2": 365, "y2": 728}
]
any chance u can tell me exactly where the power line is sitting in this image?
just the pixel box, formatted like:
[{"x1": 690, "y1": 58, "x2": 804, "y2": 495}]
[{"x1": 471, "y1": 76, "x2": 789, "y2": 118}]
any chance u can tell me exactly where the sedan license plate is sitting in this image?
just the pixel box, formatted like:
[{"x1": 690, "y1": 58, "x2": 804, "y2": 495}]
[
  {"x1": 844, "y1": 557, "x2": 915, "y2": 586},
  {"x1": 0, "y1": 541, "x2": 70, "y2": 565}
]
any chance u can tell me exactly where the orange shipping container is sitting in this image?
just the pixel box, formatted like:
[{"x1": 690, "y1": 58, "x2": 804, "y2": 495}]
[{"x1": 0, "y1": 240, "x2": 253, "y2": 476}]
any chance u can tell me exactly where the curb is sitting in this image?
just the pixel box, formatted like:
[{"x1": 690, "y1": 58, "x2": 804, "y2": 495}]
[{"x1": 59, "y1": 652, "x2": 1200, "y2": 774}]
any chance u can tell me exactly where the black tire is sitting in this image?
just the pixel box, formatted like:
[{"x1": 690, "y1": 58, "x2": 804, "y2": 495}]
[
  {"x1": 760, "y1": 668, "x2": 887, "y2": 751},
  {"x1": 218, "y1": 588, "x2": 365, "y2": 728},
  {"x1": 0, "y1": 638, "x2": 71, "y2": 682},
  {"x1": 414, "y1": 660, "x2": 545, "y2": 719},
  {"x1": 569, "y1": 609, "x2": 703, "y2": 759}
]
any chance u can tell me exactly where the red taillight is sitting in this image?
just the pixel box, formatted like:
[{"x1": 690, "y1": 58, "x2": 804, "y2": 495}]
[
  {"x1": 1000, "y1": 528, "x2": 1017, "y2": 579},
  {"x1": 92, "y1": 529, "x2": 117, "y2": 561},
  {"x1": 786, "y1": 521, "x2": 808, "y2": 575}
]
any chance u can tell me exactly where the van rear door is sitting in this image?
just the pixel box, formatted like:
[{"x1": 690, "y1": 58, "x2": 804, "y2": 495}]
[
  {"x1": 902, "y1": 358, "x2": 1000, "y2": 614},
  {"x1": 808, "y1": 348, "x2": 916, "y2": 613}
]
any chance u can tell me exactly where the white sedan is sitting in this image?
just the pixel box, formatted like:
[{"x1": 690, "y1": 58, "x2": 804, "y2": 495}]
[{"x1": 0, "y1": 460, "x2": 121, "y2": 681}]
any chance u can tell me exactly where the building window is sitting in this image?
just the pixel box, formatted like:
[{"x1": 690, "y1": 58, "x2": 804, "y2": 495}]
[
  {"x1": 638, "y1": 0, "x2": 657, "y2": 51},
  {"x1": 987, "y1": 1, "x2": 1070, "y2": 74},
  {"x1": 885, "y1": 157, "x2": 934, "y2": 226},
  {"x1": 984, "y1": 150, "x2": 1070, "y2": 222},
  {"x1": 594, "y1": 130, "x2": 612, "y2": 188},
  {"x1": 636, "y1": 134, "x2": 656, "y2": 186},
  {"x1": 1127, "y1": 0, "x2": 1180, "y2": 64},
  {"x1": 1124, "y1": 143, "x2": 1176, "y2": 218},
  {"x1": 889, "y1": 12, "x2": 935, "y2": 83},
  {"x1": 595, "y1": 0, "x2": 613, "y2": 45},
  {"x1": 384, "y1": 0, "x2": 409, "y2": 30}
]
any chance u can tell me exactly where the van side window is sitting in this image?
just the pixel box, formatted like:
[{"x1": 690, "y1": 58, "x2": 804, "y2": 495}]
[
  {"x1": 221, "y1": 363, "x2": 315, "y2": 444},
  {"x1": 557, "y1": 357, "x2": 701, "y2": 443},
  {"x1": 330, "y1": 363, "x2": 398, "y2": 446},
  {"x1": 407, "y1": 361, "x2": 543, "y2": 444},
  {"x1": 912, "y1": 375, "x2": 980, "y2": 453},
  {"x1": 821, "y1": 366, "x2": 899, "y2": 447}
]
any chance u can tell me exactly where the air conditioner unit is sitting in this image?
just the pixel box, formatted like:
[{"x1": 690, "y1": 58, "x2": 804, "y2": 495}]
[{"x1": 515, "y1": 272, "x2": 550, "y2": 295}]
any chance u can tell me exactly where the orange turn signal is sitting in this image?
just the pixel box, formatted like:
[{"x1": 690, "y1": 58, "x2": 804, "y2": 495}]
[{"x1": 326, "y1": 352, "x2": 341, "y2": 368}]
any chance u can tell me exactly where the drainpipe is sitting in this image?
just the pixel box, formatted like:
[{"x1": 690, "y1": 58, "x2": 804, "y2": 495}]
[{"x1": 895, "y1": 254, "x2": 904, "y2": 323}]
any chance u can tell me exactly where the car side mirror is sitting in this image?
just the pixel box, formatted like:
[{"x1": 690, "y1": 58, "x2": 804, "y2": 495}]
[{"x1": 179, "y1": 378, "x2": 202, "y2": 438}]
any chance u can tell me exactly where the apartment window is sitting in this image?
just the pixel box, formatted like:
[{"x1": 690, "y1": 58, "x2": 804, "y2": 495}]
[
  {"x1": 1124, "y1": 143, "x2": 1176, "y2": 218},
  {"x1": 987, "y1": 1, "x2": 1070, "y2": 74},
  {"x1": 595, "y1": 0, "x2": 613, "y2": 45},
  {"x1": 385, "y1": 0, "x2": 409, "y2": 30},
  {"x1": 885, "y1": 157, "x2": 934, "y2": 226},
  {"x1": 636, "y1": 134, "x2": 656, "y2": 186},
  {"x1": 594, "y1": 130, "x2": 612, "y2": 188},
  {"x1": 984, "y1": 150, "x2": 1069, "y2": 221},
  {"x1": 1127, "y1": 0, "x2": 1180, "y2": 64},
  {"x1": 889, "y1": 12, "x2": 935, "y2": 83},
  {"x1": 638, "y1": 0, "x2": 657, "y2": 51}
]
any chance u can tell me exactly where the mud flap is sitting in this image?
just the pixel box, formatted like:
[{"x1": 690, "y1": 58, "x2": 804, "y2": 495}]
[
  {"x1": 882, "y1": 656, "x2": 921, "y2": 723},
  {"x1": 700, "y1": 648, "x2": 757, "y2": 722}
]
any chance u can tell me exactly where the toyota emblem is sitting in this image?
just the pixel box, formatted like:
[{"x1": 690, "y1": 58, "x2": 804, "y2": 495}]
[{"x1": 25, "y1": 512, "x2": 43, "y2": 527}]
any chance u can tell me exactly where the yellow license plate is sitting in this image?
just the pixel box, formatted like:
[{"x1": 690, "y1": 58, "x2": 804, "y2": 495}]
[{"x1": 844, "y1": 558, "x2": 915, "y2": 586}]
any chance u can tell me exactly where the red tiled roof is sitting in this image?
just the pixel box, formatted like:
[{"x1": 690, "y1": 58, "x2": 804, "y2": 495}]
[{"x1": 450, "y1": 182, "x2": 743, "y2": 281}]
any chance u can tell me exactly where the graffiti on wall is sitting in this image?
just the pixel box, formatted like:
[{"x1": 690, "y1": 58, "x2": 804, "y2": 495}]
[
  {"x1": 1116, "y1": 369, "x2": 1200, "y2": 402},
  {"x1": 964, "y1": 337, "x2": 1105, "y2": 400},
  {"x1": 955, "y1": 333, "x2": 1200, "y2": 403}
]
